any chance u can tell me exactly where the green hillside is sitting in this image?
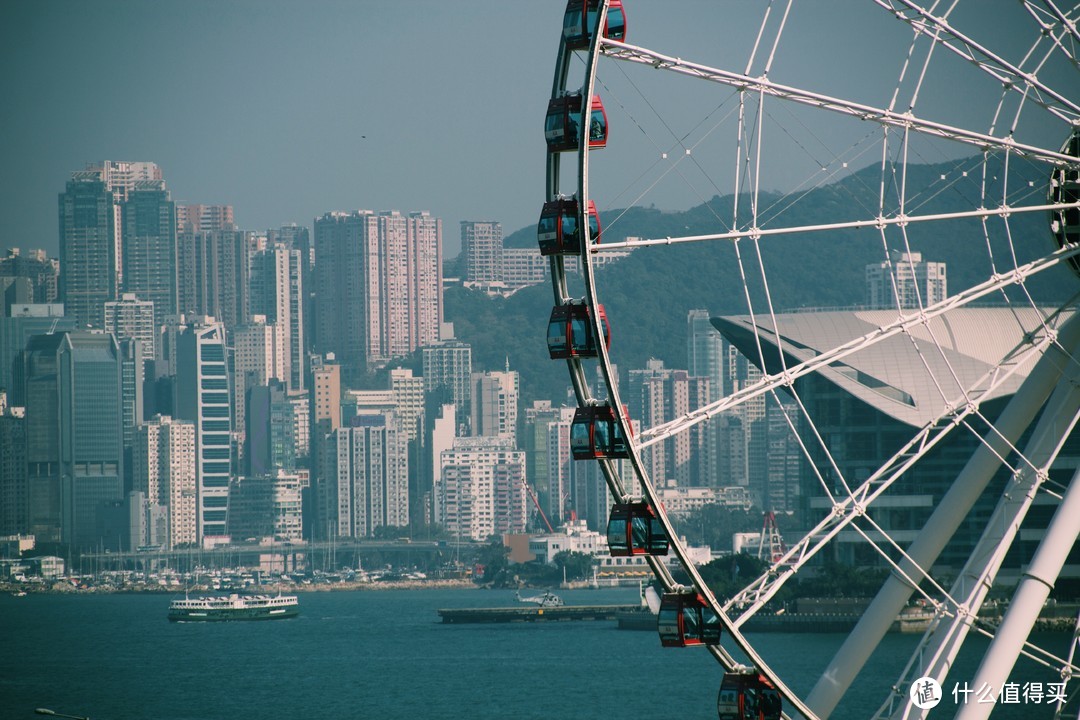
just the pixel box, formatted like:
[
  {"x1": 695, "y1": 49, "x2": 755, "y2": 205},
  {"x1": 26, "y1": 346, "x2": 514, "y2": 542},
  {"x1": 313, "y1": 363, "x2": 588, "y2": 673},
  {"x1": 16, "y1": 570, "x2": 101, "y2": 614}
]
[{"x1": 452, "y1": 156, "x2": 1072, "y2": 406}]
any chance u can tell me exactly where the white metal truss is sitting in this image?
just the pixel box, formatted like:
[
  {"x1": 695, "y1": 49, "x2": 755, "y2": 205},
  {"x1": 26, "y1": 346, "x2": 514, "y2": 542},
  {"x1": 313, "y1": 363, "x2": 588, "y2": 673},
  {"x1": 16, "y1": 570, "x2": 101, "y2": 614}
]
[{"x1": 544, "y1": 2, "x2": 1080, "y2": 719}]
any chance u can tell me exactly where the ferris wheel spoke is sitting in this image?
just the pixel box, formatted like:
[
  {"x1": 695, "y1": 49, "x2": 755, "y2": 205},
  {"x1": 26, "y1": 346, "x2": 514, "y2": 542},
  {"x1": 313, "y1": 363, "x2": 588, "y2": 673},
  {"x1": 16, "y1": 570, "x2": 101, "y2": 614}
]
[
  {"x1": 600, "y1": 39, "x2": 1079, "y2": 166},
  {"x1": 593, "y1": 199, "x2": 1080, "y2": 252},
  {"x1": 638, "y1": 242, "x2": 1079, "y2": 449},
  {"x1": 876, "y1": 0, "x2": 1080, "y2": 121},
  {"x1": 1028, "y1": 0, "x2": 1080, "y2": 49},
  {"x1": 721, "y1": 301, "x2": 1069, "y2": 619}
]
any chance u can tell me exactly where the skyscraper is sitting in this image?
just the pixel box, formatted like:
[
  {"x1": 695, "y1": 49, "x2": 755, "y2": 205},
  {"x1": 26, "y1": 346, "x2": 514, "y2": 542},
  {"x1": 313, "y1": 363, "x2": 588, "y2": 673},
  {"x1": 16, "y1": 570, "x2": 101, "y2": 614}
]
[
  {"x1": 176, "y1": 204, "x2": 234, "y2": 234},
  {"x1": 310, "y1": 356, "x2": 341, "y2": 538},
  {"x1": 329, "y1": 413, "x2": 409, "y2": 538},
  {"x1": 389, "y1": 367, "x2": 425, "y2": 443},
  {"x1": 176, "y1": 229, "x2": 253, "y2": 330},
  {"x1": 233, "y1": 316, "x2": 286, "y2": 439},
  {"x1": 133, "y1": 415, "x2": 197, "y2": 549},
  {"x1": 627, "y1": 360, "x2": 712, "y2": 487},
  {"x1": 0, "y1": 403, "x2": 27, "y2": 537},
  {"x1": 314, "y1": 210, "x2": 442, "y2": 377},
  {"x1": 58, "y1": 173, "x2": 117, "y2": 328},
  {"x1": 0, "y1": 248, "x2": 60, "y2": 305},
  {"x1": 688, "y1": 309, "x2": 723, "y2": 404},
  {"x1": 523, "y1": 401, "x2": 576, "y2": 528},
  {"x1": 245, "y1": 379, "x2": 296, "y2": 476},
  {"x1": 121, "y1": 181, "x2": 177, "y2": 327},
  {"x1": 104, "y1": 293, "x2": 156, "y2": 365},
  {"x1": 422, "y1": 340, "x2": 472, "y2": 424},
  {"x1": 865, "y1": 250, "x2": 947, "y2": 310},
  {"x1": 313, "y1": 211, "x2": 379, "y2": 378},
  {"x1": 174, "y1": 319, "x2": 232, "y2": 546},
  {"x1": 23, "y1": 331, "x2": 124, "y2": 547},
  {"x1": 0, "y1": 304, "x2": 75, "y2": 401},
  {"x1": 267, "y1": 224, "x2": 313, "y2": 358},
  {"x1": 250, "y1": 243, "x2": 304, "y2": 390},
  {"x1": 59, "y1": 162, "x2": 164, "y2": 329},
  {"x1": 471, "y1": 369, "x2": 519, "y2": 444},
  {"x1": 439, "y1": 436, "x2": 526, "y2": 542}
]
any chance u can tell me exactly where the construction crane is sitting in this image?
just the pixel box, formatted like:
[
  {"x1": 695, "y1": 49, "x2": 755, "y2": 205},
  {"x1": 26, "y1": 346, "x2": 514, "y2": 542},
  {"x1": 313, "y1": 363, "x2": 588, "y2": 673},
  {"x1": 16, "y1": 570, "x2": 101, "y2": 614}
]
[
  {"x1": 758, "y1": 511, "x2": 788, "y2": 564},
  {"x1": 522, "y1": 479, "x2": 555, "y2": 533}
]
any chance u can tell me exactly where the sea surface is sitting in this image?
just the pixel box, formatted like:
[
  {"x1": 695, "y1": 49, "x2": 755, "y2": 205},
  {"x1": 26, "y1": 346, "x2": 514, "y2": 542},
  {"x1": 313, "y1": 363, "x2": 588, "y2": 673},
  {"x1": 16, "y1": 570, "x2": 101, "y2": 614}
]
[{"x1": 0, "y1": 587, "x2": 1067, "y2": 719}]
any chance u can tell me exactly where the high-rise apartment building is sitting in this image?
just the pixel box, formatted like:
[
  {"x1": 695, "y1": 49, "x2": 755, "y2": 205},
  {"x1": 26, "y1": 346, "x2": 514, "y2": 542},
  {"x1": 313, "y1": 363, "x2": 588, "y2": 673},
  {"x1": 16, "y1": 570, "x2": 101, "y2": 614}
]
[
  {"x1": 246, "y1": 379, "x2": 296, "y2": 476},
  {"x1": 267, "y1": 224, "x2": 313, "y2": 356},
  {"x1": 471, "y1": 369, "x2": 519, "y2": 445},
  {"x1": 404, "y1": 211, "x2": 443, "y2": 355},
  {"x1": 389, "y1": 368, "x2": 425, "y2": 442},
  {"x1": 422, "y1": 341, "x2": 472, "y2": 424},
  {"x1": 866, "y1": 250, "x2": 947, "y2": 310},
  {"x1": 133, "y1": 415, "x2": 197, "y2": 548},
  {"x1": 310, "y1": 356, "x2": 341, "y2": 536},
  {"x1": 439, "y1": 436, "x2": 526, "y2": 542},
  {"x1": 104, "y1": 293, "x2": 156, "y2": 365},
  {"x1": 174, "y1": 319, "x2": 232, "y2": 545},
  {"x1": 250, "y1": 243, "x2": 304, "y2": 390},
  {"x1": 58, "y1": 162, "x2": 164, "y2": 329},
  {"x1": 627, "y1": 360, "x2": 712, "y2": 487},
  {"x1": 0, "y1": 304, "x2": 75, "y2": 402},
  {"x1": 23, "y1": 331, "x2": 124, "y2": 547},
  {"x1": 118, "y1": 338, "x2": 145, "y2": 492},
  {"x1": 428, "y1": 403, "x2": 457, "y2": 527},
  {"x1": 313, "y1": 211, "x2": 379, "y2": 378},
  {"x1": 0, "y1": 248, "x2": 59, "y2": 305},
  {"x1": 313, "y1": 210, "x2": 442, "y2": 378},
  {"x1": 688, "y1": 309, "x2": 723, "y2": 404},
  {"x1": 176, "y1": 204, "x2": 234, "y2": 234},
  {"x1": 461, "y1": 221, "x2": 503, "y2": 284},
  {"x1": 228, "y1": 470, "x2": 303, "y2": 542},
  {"x1": 58, "y1": 174, "x2": 117, "y2": 328},
  {"x1": 121, "y1": 181, "x2": 177, "y2": 326},
  {"x1": 0, "y1": 404, "x2": 27, "y2": 537},
  {"x1": 233, "y1": 316, "x2": 286, "y2": 439},
  {"x1": 176, "y1": 229, "x2": 253, "y2": 329},
  {"x1": 523, "y1": 401, "x2": 575, "y2": 528},
  {"x1": 329, "y1": 413, "x2": 409, "y2": 538}
]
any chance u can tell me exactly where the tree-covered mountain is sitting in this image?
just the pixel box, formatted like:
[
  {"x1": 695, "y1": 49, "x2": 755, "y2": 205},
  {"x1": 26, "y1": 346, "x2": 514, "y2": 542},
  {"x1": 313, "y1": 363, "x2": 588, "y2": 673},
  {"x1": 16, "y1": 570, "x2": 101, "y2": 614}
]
[{"x1": 451, "y1": 156, "x2": 1071, "y2": 407}]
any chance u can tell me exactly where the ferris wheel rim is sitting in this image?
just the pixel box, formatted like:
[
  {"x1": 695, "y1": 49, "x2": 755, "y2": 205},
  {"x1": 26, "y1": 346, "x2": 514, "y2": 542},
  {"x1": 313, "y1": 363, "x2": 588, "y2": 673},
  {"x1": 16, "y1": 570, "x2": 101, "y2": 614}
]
[{"x1": 544, "y1": 2, "x2": 1080, "y2": 718}]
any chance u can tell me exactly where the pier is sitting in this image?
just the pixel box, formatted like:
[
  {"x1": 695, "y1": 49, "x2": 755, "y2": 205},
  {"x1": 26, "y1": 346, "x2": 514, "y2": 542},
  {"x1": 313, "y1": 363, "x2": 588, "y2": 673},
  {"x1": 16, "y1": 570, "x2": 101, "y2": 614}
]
[{"x1": 437, "y1": 604, "x2": 640, "y2": 624}]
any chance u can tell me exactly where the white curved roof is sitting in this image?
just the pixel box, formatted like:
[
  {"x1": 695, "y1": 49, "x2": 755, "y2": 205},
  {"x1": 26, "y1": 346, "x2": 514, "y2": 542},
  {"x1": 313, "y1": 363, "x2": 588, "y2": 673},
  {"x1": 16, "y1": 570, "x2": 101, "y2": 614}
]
[{"x1": 713, "y1": 307, "x2": 1072, "y2": 428}]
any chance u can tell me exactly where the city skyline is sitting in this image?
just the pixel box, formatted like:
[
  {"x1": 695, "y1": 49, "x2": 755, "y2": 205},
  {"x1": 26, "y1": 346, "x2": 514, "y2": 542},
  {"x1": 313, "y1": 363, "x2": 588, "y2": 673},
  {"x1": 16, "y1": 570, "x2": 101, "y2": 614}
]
[{"x1": 2, "y1": 2, "x2": 1035, "y2": 260}]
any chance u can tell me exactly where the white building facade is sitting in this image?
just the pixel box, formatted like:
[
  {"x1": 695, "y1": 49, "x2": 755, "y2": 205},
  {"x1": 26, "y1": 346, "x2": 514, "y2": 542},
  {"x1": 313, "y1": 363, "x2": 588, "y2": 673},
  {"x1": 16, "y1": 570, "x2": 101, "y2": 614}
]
[
  {"x1": 133, "y1": 415, "x2": 197, "y2": 548},
  {"x1": 439, "y1": 436, "x2": 527, "y2": 542}
]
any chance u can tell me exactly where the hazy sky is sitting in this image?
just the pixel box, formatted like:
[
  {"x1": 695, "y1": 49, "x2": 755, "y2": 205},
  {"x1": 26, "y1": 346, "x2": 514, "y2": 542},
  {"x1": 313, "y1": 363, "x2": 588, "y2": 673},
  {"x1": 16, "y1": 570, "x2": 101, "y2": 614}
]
[{"x1": 1, "y1": 1, "x2": 1062, "y2": 257}]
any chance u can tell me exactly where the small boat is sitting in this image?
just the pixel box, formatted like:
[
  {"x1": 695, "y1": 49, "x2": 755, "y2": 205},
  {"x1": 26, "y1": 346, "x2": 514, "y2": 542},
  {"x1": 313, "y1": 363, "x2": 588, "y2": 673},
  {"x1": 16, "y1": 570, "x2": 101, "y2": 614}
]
[{"x1": 168, "y1": 593, "x2": 299, "y2": 622}]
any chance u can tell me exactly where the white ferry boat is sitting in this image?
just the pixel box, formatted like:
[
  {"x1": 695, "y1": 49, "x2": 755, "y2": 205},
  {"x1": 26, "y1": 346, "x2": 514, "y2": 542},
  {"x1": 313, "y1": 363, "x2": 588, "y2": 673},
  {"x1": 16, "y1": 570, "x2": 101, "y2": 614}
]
[{"x1": 168, "y1": 593, "x2": 299, "y2": 622}]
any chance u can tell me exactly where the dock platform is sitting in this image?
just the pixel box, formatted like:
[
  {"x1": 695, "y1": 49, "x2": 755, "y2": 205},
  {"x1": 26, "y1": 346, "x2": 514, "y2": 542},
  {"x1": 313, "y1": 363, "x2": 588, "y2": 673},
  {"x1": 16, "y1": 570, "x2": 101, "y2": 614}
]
[{"x1": 437, "y1": 604, "x2": 641, "y2": 624}]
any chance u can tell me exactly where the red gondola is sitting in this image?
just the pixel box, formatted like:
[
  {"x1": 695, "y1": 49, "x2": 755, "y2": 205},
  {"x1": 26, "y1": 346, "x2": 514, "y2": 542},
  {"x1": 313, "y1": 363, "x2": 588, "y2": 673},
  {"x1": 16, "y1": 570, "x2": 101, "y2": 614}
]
[
  {"x1": 717, "y1": 672, "x2": 782, "y2": 720},
  {"x1": 657, "y1": 591, "x2": 721, "y2": 647},
  {"x1": 563, "y1": 0, "x2": 627, "y2": 51},
  {"x1": 570, "y1": 404, "x2": 630, "y2": 460},
  {"x1": 537, "y1": 198, "x2": 601, "y2": 256},
  {"x1": 545, "y1": 93, "x2": 607, "y2": 153},
  {"x1": 607, "y1": 501, "x2": 668, "y2": 556},
  {"x1": 547, "y1": 303, "x2": 610, "y2": 360}
]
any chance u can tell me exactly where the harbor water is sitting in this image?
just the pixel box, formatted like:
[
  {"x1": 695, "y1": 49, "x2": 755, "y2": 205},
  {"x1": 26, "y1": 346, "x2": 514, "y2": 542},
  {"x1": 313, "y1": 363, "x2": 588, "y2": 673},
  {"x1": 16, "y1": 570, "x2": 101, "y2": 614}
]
[{"x1": 0, "y1": 587, "x2": 1066, "y2": 719}]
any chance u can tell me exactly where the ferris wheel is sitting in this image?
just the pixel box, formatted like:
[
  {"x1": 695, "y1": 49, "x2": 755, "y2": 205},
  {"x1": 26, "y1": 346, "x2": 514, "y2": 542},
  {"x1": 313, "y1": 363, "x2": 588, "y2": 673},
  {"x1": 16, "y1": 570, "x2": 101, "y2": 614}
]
[{"x1": 541, "y1": 1, "x2": 1080, "y2": 718}]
